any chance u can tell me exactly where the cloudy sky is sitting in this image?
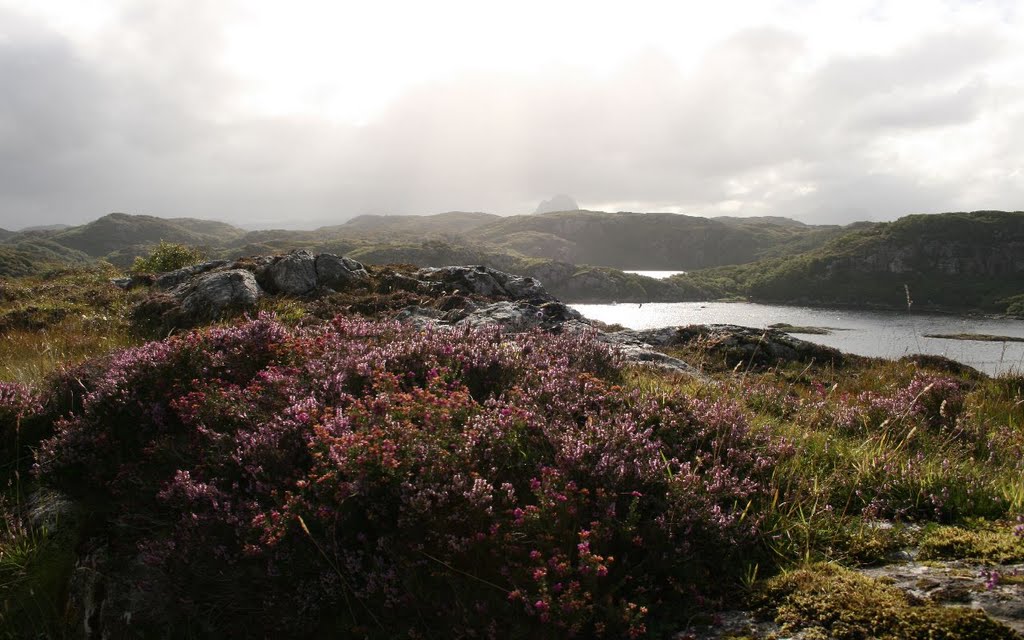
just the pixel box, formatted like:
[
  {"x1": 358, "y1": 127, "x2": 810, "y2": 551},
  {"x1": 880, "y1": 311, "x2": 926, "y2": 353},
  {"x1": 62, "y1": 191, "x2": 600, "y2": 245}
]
[{"x1": 1, "y1": 0, "x2": 1021, "y2": 229}]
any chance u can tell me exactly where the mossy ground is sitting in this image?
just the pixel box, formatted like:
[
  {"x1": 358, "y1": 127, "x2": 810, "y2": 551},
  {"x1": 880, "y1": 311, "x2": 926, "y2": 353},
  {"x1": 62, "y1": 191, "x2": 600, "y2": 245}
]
[
  {"x1": 753, "y1": 563, "x2": 1019, "y2": 639},
  {"x1": 918, "y1": 521, "x2": 1024, "y2": 563}
]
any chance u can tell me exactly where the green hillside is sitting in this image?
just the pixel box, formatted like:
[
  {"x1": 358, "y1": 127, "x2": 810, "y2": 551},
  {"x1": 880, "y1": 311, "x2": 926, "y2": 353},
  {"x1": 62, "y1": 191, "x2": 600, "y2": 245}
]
[
  {"x1": 467, "y1": 210, "x2": 826, "y2": 269},
  {"x1": 50, "y1": 212, "x2": 246, "y2": 258},
  {"x1": 335, "y1": 211, "x2": 500, "y2": 236},
  {"x1": 680, "y1": 211, "x2": 1024, "y2": 313}
]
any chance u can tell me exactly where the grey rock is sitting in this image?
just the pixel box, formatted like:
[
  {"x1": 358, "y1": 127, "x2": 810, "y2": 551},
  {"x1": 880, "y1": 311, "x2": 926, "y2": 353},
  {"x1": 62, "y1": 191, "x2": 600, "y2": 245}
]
[
  {"x1": 176, "y1": 269, "x2": 262, "y2": 322},
  {"x1": 599, "y1": 329, "x2": 706, "y2": 378},
  {"x1": 672, "y1": 324, "x2": 846, "y2": 368},
  {"x1": 862, "y1": 560, "x2": 1024, "y2": 635},
  {"x1": 264, "y1": 250, "x2": 319, "y2": 295},
  {"x1": 316, "y1": 253, "x2": 369, "y2": 290},
  {"x1": 66, "y1": 542, "x2": 179, "y2": 639},
  {"x1": 417, "y1": 265, "x2": 505, "y2": 297},
  {"x1": 153, "y1": 260, "x2": 230, "y2": 290},
  {"x1": 415, "y1": 265, "x2": 552, "y2": 301}
]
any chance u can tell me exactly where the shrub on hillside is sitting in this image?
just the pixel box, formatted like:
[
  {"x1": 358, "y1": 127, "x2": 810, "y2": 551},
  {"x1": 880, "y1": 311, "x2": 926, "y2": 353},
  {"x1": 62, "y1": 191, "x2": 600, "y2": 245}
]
[
  {"x1": 0, "y1": 382, "x2": 44, "y2": 481},
  {"x1": 130, "y1": 240, "x2": 204, "y2": 275},
  {"x1": 35, "y1": 316, "x2": 786, "y2": 637}
]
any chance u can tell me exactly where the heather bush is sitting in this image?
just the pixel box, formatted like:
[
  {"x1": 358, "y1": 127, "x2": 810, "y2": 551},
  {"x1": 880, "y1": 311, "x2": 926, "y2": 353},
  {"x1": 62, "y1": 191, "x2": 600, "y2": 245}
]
[
  {"x1": 35, "y1": 315, "x2": 786, "y2": 637},
  {"x1": 0, "y1": 381, "x2": 44, "y2": 481}
]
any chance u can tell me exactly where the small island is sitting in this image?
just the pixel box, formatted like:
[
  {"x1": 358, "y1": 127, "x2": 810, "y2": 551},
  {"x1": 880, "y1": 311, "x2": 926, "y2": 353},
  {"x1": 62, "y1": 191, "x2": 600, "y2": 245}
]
[{"x1": 924, "y1": 332, "x2": 1024, "y2": 343}]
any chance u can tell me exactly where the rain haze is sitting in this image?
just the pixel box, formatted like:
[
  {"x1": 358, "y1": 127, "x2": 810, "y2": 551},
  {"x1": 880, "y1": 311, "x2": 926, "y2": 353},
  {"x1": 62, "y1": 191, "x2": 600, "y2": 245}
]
[{"x1": 1, "y1": 0, "x2": 1022, "y2": 229}]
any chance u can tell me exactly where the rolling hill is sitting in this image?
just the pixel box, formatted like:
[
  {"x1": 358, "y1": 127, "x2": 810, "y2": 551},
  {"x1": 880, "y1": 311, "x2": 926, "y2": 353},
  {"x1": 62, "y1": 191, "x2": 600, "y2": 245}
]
[{"x1": 679, "y1": 211, "x2": 1024, "y2": 313}]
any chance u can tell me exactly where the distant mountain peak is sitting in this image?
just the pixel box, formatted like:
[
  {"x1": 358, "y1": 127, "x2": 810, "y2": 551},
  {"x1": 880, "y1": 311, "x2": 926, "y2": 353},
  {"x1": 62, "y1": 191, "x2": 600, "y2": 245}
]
[{"x1": 534, "y1": 195, "x2": 579, "y2": 215}]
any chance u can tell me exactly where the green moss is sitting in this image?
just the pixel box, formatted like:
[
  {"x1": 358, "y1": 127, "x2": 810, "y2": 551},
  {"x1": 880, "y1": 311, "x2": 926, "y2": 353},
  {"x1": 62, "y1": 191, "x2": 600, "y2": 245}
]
[
  {"x1": 755, "y1": 563, "x2": 1018, "y2": 640},
  {"x1": 918, "y1": 522, "x2": 1024, "y2": 563}
]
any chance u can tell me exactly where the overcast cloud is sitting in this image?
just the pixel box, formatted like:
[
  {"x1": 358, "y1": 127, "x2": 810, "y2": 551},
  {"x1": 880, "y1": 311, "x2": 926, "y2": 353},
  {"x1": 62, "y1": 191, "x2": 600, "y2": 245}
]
[{"x1": 0, "y1": 0, "x2": 1021, "y2": 229}]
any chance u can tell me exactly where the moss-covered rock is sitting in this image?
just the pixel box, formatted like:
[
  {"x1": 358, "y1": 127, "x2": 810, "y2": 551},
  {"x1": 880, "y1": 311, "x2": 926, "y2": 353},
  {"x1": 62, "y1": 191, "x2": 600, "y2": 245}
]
[{"x1": 755, "y1": 563, "x2": 1019, "y2": 639}]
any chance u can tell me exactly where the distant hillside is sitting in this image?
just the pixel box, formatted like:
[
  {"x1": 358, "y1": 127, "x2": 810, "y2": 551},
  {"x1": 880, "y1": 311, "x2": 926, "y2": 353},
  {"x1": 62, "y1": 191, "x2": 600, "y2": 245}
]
[
  {"x1": 3, "y1": 238, "x2": 90, "y2": 264},
  {"x1": 0, "y1": 244, "x2": 78, "y2": 277},
  {"x1": 467, "y1": 210, "x2": 826, "y2": 269},
  {"x1": 18, "y1": 224, "x2": 72, "y2": 232},
  {"x1": 335, "y1": 211, "x2": 500, "y2": 236},
  {"x1": 0, "y1": 228, "x2": 13, "y2": 242},
  {"x1": 50, "y1": 213, "x2": 246, "y2": 258},
  {"x1": 681, "y1": 211, "x2": 1024, "y2": 314}
]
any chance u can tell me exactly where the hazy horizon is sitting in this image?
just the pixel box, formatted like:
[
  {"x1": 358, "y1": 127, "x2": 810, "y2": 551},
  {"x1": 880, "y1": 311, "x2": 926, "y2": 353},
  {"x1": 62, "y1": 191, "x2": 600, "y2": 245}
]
[{"x1": 2, "y1": 0, "x2": 1022, "y2": 230}]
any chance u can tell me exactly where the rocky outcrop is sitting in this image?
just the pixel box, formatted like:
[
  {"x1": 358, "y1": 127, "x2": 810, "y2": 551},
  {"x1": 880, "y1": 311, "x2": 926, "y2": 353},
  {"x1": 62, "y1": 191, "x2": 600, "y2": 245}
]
[
  {"x1": 669, "y1": 324, "x2": 847, "y2": 368},
  {"x1": 396, "y1": 299, "x2": 586, "y2": 334},
  {"x1": 534, "y1": 194, "x2": 579, "y2": 214},
  {"x1": 263, "y1": 250, "x2": 320, "y2": 295},
  {"x1": 415, "y1": 265, "x2": 551, "y2": 302},
  {"x1": 133, "y1": 253, "x2": 846, "y2": 377},
  {"x1": 136, "y1": 251, "x2": 372, "y2": 331},
  {"x1": 152, "y1": 260, "x2": 231, "y2": 290},
  {"x1": 316, "y1": 253, "x2": 369, "y2": 290},
  {"x1": 177, "y1": 269, "x2": 262, "y2": 322}
]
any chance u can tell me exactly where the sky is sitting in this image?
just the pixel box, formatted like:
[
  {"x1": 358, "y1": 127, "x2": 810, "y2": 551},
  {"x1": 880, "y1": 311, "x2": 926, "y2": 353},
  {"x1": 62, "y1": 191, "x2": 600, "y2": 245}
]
[{"x1": 1, "y1": 0, "x2": 1022, "y2": 229}]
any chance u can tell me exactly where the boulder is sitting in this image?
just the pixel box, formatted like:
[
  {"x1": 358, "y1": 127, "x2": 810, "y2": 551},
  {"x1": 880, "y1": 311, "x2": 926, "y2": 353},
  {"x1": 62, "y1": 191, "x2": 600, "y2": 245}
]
[
  {"x1": 264, "y1": 250, "x2": 318, "y2": 295},
  {"x1": 671, "y1": 324, "x2": 846, "y2": 368},
  {"x1": 315, "y1": 253, "x2": 369, "y2": 291},
  {"x1": 175, "y1": 269, "x2": 262, "y2": 323},
  {"x1": 457, "y1": 301, "x2": 582, "y2": 331},
  {"x1": 598, "y1": 329, "x2": 705, "y2": 378},
  {"x1": 153, "y1": 260, "x2": 230, "y2": 290}
]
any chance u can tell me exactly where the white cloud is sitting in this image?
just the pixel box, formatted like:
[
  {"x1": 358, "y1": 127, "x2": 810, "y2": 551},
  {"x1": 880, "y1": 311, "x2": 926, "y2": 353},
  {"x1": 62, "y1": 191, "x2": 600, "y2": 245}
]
[{"x1": 0, "y1": 0, "x2": 1021, "y2": 229}]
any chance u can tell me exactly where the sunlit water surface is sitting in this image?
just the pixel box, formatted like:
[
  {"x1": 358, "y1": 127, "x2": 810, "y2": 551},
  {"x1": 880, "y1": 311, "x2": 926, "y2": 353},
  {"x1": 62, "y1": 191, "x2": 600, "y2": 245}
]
[
  {"x1": 623, "y1": 270, "x2": 687, "y2": 279},
  {"x1": 571, "y1": 302, "x2": 1024, "y2": 376}
]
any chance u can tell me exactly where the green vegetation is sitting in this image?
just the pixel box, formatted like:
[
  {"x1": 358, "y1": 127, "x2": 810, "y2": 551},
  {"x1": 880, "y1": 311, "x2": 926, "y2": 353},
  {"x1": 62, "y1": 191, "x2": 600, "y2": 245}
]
[
  {"x1": 677, "y1": 210, "x2": 1024, "y2": 314},
  {"x1": 0, "y1": 259, "x2": 1022, "y2": 636},
  {"x1": 1, "y1": 210, "x2": 1023, "y2": 634},
  {"x1": 130, "y1": 240, "x2": 206, "y2": 274},
  {"x1": 755, "y1": 563, "x2": 1018, "y2": 639},
  {"x1": 918, "y1": 521, "x2": 1024, "y2": 563}
]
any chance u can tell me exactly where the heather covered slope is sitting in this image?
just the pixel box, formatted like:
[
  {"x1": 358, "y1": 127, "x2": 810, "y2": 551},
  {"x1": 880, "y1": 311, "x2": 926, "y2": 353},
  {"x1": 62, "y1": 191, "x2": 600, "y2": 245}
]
[{"x1": 1, "y1": 257, "x2": 1023, "y2": 638}]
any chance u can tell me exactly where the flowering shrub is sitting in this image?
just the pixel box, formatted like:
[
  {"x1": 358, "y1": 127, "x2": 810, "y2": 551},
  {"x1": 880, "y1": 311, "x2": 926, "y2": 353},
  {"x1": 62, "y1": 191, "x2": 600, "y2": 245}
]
[
  {"x1": 0, "y1": 381, "x2": 44, "y2": 480},
  {"x1": 35, "y1": 315, "x2": 785, "y2": 637},
  {"x1": 806, "y1": 372, "x2": 966, "y2": 436}
]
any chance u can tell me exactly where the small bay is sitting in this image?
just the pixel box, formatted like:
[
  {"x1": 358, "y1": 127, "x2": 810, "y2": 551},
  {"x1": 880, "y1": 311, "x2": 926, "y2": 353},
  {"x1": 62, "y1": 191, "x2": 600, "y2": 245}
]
[{"x1": 571, "y1": 301, "x2": 1024, "y2": 376}]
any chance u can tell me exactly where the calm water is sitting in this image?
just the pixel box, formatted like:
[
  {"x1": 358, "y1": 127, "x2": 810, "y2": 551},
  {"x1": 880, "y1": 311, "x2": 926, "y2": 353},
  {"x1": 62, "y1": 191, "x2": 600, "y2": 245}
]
[
  {"x1": 623, "y1": 270, "x2": 687, "y2": 279},
  {"x1": 571, "y1": 302, "x2": 1024, "y2": 376}
]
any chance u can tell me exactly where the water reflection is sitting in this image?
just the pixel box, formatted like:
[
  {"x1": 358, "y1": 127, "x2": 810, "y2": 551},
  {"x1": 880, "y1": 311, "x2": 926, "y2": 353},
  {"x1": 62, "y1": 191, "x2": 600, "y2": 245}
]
[{"x1": 571, "y1": 302, "x2": 1024, "y2": 376}]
